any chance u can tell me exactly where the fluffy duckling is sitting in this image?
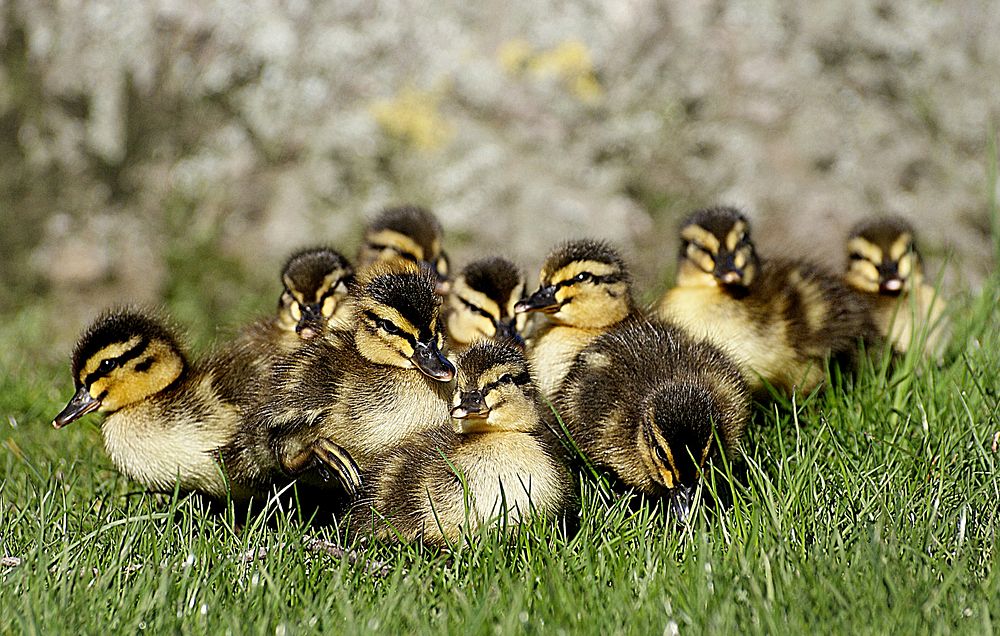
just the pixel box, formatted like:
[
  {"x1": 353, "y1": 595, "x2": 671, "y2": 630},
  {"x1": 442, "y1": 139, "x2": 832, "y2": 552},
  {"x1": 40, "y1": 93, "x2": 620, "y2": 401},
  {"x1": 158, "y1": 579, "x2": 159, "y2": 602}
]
[
  {"x1": 515, "y1": 239, "x2": 638, "y2": 398},
  {"x1": 53, "y1": 309, "x2": 265, "y2": 500},
  {"x1": 356, "y1": 205, "x2": 450, "y2": 294},
  {"x1": 352, "y1": 340, "x2": 574, "y2": 546},
  {"x1": 657, "y1": 206, "x2": 874, "y2": 395},
  {"x1": 237, "y1": 248, "x2": 355, "y2": 372},
  {"x1": 445, "y1": 257, "x2": 528, "y2": 350},
  {"x1": 240, "y1": 261, "x2": 456, "y2": 495},
  {"x1": 54, "y1": 308, "x2": 362, "y2": 500},
  {"x1": 555, "y1": 318, "x2": 750, "y2": 519},
  {"x1": 845, "y1": 216, "x2": 948, "y2": 359}
]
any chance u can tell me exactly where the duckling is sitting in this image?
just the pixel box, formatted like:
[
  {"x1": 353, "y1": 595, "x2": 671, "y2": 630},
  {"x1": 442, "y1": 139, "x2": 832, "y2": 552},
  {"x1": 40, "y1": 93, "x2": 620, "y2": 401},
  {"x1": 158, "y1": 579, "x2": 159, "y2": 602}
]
[
  {"x1": 657, "y1": 206, "x2": 874, "y2": 395},
  {"x1": 845, "y1": 216, "x2": 948, "y2": 359},
  {"x1": 356, "y1": 205, "x2": 450, "y2": 294},
  {"x1": 445, "y1": 257, "x2": 528, "y2": 351},
  {"x1": 236, "y1": 248, "x2": 355, "y2": 373},
  {"x1": 51, "y1": 308, "x2": 344, "y2": 501},
  {"x1": 555, "y1": 318, "x2": 750, "y2": 519},
  {"x1": 352, "y1": 340, "x2": 574, "y2": 546},
  {"x1": 240, "y1": 261, "x2": 456, "y2": 495},
  {"x1": 515, "y1": 239, "x2": 638, "y2": 398}
]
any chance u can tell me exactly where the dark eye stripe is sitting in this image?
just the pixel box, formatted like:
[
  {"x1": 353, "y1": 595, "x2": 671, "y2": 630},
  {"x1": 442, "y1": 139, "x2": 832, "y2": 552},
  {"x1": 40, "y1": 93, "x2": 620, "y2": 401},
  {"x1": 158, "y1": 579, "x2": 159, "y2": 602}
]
[
  {"x1": 481, "y1": 371, "x2": 531, "y2": 395},
  {"x1": 363, "y1": 310, "x2": 416, "y2": 347},
  {"x1": 83, "y1": 337, "x2": 148, "y2": 387},
  {"x1": 458, "y1": 296, "x2": 497, "y2": 325},
  {"x1": 553, "y1": 272, "x2": 623, "y2": 290}
]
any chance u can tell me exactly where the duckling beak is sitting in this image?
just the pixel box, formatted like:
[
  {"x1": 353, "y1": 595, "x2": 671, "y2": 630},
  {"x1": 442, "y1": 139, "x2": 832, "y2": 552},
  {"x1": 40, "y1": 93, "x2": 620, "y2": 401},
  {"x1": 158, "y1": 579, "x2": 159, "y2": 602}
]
[
  {"x1": 714, "y1": 255, "x2": 744, "y2": 286},
  {"x1": 494, "y1": 319, "x2": 525, "y2": 347},
  {"x1": 296, "y1": 304, "x2": 325, "y2": 339},
  {"x1": 880, "y1": 277, "x2": 904, "y2": 295},
  {"x1": 514, "y1": 285, "x2": 559, "y2": 314},
  {"x1": 411, "y1": 341, "x2": 456, "y2": 382},
  {"x1": 52, "y1": 386, "x2": 101, "y2": 429},
  {"x1": 450, "y1": 390, "x2": 488, "y2": 420},
  {"x1": 669, "y1": 484, "x2": 696, "y2": 524}
]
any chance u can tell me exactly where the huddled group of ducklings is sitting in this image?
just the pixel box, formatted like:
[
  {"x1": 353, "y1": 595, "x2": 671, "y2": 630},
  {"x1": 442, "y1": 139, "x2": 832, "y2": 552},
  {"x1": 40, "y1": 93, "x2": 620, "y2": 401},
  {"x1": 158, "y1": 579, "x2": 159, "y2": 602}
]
[{"x1": 53, "y1": 205, "x2": 948, "y2": 546}]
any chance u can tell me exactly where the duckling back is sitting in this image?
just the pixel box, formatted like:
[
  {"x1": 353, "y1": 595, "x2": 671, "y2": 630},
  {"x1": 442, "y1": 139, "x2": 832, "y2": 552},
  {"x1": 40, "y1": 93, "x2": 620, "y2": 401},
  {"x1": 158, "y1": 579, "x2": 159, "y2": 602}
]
[{"x1": 555, "y1": 318, "x2": 749, "y2": 501}]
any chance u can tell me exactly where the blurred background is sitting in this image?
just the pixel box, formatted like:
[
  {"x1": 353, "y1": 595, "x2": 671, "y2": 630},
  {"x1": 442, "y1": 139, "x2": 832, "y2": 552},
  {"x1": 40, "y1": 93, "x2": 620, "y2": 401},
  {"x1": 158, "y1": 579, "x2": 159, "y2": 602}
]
[{"x1": 2, "y1": 0, "x2": 998, "y2": 355}]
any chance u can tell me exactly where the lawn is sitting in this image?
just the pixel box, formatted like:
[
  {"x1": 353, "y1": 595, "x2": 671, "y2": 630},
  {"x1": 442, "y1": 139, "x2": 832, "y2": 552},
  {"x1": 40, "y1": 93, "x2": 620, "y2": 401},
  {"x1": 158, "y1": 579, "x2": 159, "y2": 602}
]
[{"x1": 1, "y1": 270, "x2": 998, "y2": 634}]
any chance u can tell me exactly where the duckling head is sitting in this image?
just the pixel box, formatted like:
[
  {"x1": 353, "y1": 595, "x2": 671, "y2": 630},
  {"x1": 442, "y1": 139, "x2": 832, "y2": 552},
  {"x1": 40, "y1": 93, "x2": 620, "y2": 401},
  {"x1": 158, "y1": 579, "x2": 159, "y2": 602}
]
[
  {"x1": 277, "y1": 247, "x2": 354, "y2": 338},
  {"x1": 515, "y1": 239, "x2": 633, "y2": 329},
  {"x1": 637, "y1": 383, "x2": 731, "y2": 520},
  {"x1": 450, "y1": 340, "x2": 538, "y2": 434},
  {"x1": 845, "y1": 216, "x2": 923, "y2": 296},
  {"x1": 53, "y1": 309, "x2": 186, "y2": 428},
  {"x1": 353, "y1": 262, "x2": 455, "y2": 381},
  {"x1": 357, "y1": 205, "x2": 450, "y2": 294},
  {"x1": 447, "y1": 257, "x2": 527, "y2": 346},
  {"x1": 676, "y1": 206, "x2": 759, "y2": 291}
]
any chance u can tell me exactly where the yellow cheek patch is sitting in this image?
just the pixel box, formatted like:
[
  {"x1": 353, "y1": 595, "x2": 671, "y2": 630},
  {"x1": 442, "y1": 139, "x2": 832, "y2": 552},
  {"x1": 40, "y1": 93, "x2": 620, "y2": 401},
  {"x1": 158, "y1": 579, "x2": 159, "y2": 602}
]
[
  {"x1": 452, "y1": 278, "x2": 502, "y2": 320},
  {"x1": 889, "y1": 233, "x2": 913, "y2": 261},
  {"x1": 681, "y1": 225, "x2": 720, "y2": 253},
  {"x1": 846, "y1": 261, "x2": 881, "y2": 292},
  {"x1": 447, "y1": 312, "x2": 493, "y2": 344},
  {"x1": 505, "y1": 281, "x2": 526, "y2": 317},
  {"x1": 686, "y1": 244, "x2": 715, "y2": 272},
  {"x1": 733, "y1": 249, "x2": 747, "y2": 269},
  {"x1": 898, "y1": 253, "x2": 914, "y2": 279},
  {"x1": 847, "y1": 237, "x2": 883, "y2": 265}
]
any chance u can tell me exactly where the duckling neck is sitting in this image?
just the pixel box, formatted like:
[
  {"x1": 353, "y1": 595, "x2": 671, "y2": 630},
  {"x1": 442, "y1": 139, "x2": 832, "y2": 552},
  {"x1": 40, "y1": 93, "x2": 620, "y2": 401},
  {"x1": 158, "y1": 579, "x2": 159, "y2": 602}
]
[{"x1": 528, "y1": 323, "x2": 607, "y2": 397}]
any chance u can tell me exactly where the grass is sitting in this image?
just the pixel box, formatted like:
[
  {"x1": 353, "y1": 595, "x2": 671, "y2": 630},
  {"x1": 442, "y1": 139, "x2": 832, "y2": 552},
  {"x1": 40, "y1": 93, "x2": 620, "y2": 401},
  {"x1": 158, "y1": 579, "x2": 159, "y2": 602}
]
[{"x1": 2, "y1": 266, "x2": 999, "y2": 634}]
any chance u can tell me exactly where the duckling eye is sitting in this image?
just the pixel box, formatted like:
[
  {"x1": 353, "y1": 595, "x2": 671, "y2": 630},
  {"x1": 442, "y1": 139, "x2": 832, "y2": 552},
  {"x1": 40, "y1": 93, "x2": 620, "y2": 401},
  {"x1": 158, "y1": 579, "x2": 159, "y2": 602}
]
[
  {"x1": 574, "y1": 272, "x2": 592, "y2": 283},
  {"x1": 375, "y1": 317, "x2": 402, "y2": 336},
  {"x1": 654, "y1": 445, "x2": 669, "y2": 463},
  {"x1": 849, "y1": 252, "x2": 865, "y2": 261},
  {"x1": 498, "y1": 374, "x2": 512, "y2": 384},
  {"x1": 98, "y1": 358, "x2": 117, "y2": 373}
]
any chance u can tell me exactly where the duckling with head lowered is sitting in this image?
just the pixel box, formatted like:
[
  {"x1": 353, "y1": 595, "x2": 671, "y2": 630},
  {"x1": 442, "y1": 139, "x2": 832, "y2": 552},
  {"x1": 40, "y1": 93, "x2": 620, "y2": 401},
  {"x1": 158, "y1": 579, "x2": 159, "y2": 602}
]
[
  {"x1": 657, "y1": 206, "x2": 875, "y2": 395},
  {"x1": 845, "y1": 216, "x2": 948, "y2": 359},
  {"x1": 555, "y1": 318, "x2": 750, "y2": 519},
  {"x1": 515, "y1": 239, "x2": 638, "y2": 398},
  {"x1": 352, "y1": 339, "x2": 574, "y2": 546},
  {"x1": 52, "y1": 308, "x2": 318, "y2": 501},
  {"x1": 446, "y1": 257, "x2": 528, "y2": 350},
  {"x1": 239, "y1": 261, "x2": 456, "y2": 497},
  {"x1": 357, "y1": 205, "x2": 450, "y2": 294}
]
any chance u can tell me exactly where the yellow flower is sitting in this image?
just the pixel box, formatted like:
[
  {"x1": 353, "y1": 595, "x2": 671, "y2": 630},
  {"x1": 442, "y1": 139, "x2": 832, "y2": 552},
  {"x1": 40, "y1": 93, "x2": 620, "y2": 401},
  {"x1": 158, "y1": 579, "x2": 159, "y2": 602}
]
[
  {"x1": 527, "y1": 39, "x2": 604, "y2": 103},
  {"x1": 371, "y1": 87, "x2": 453, "y2": 151},
  {"x1": 498, "y1": 39, "x2": 534, "y2": 74}
]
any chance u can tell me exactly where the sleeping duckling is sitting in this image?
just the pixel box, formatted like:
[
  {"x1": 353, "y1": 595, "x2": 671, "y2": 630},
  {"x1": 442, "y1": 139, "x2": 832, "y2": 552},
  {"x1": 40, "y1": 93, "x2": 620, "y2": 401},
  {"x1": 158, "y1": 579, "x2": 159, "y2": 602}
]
[
  {"x1": 845, "y1": 216, "x2": 948, "y2": 359},
  {"x1": 239, "y1": 261, "x2": 456, "y2": 495},
  {"x1": 352, "y1": 340, "x2": 574, "y2": 546},
  {"x1": 356, "y1": 205, "x2": 450, "y2": 294},
  {"x1": 657, "y1": 206, "x2": 874, "y2": 395},
  {"x1": 555, "y1": 318, "x2": 750, "y2": 519},
  {"x1": 445, "y1": 257, "x2": 528, "y2": 350},
  {"x1": 237, "y1": 247, "x2": 355, "y2": 372},
  {"x1": 515, "y1": 239, "x2": 638, "y2": 398}
]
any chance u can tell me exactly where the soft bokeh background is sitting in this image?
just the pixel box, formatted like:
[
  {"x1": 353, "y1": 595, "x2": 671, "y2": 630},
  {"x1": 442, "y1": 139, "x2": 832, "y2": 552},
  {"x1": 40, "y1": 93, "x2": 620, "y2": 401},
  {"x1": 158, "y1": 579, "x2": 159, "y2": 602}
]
[{"x1": 2, "y1": 0, "x2": 998, "y2": 355}]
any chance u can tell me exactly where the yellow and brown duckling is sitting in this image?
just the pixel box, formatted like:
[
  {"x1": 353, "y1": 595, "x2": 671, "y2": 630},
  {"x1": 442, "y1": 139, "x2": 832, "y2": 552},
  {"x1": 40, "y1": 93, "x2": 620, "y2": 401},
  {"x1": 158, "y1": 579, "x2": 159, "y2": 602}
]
[
  {"x1": 515, "y1": 239, "x2": 638, "y2": 398},
  {"x1": 357, "y1": 205, "x2": 450, "y2": 294},
  {"x1": 352, "y1": 340, "x2": 574, "y2": 546},
  {"x1": 555, "y1": 318, "x2": 750, "y2": 519},
  {"x1": 53, "y1": 308, "x2": 266, "y2": 500},
  {"x1": 845, "y1": 216, "x2": 948, "y2": 359},
  {"x1": 236, "y1": 247, "x2": 355, "y2": 373},
  {"x1": 657, "y1": 206, "x2": 875, "y2": 395},
  {"x1": 242, "y1": 261, "x2": 456, "y2": 496},
  {"x1": 445, "y1": 256, "x2": 528, "y2": 350}
]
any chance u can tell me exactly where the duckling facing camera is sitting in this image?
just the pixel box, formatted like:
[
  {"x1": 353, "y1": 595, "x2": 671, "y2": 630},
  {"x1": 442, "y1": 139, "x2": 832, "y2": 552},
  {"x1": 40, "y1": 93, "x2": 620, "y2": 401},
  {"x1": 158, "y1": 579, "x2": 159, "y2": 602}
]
[
  {"x1": 555, "y1": 318, "x2": 750, "y2": 519},
  {"x1": 352, "y1": 340, "x2": 574, "y2": 546},
  {"x1": 845, "y1": 216, "x2": 948, "y2": 360},
  {"x1": 236, "y1": 247, "x2": 355, "y2": 373},
  {"x1": 53, "y1": 308, "x2": 266, "y2": 501},
  {"x1": 241, "y1": 261, "x2": 455, "y2": 498},
  {"x1": 357, "y1": 205, "x2": 451, "y2": 294},
  {"x1": 516, "y1": 239, "x2": 639, "y2": 398},
  {"x1": 446, "y1": 257, "x2": 528, "y2": 350},
  {"x1": 658, "y1": 206, "x2": 875, "y2": 395}
]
